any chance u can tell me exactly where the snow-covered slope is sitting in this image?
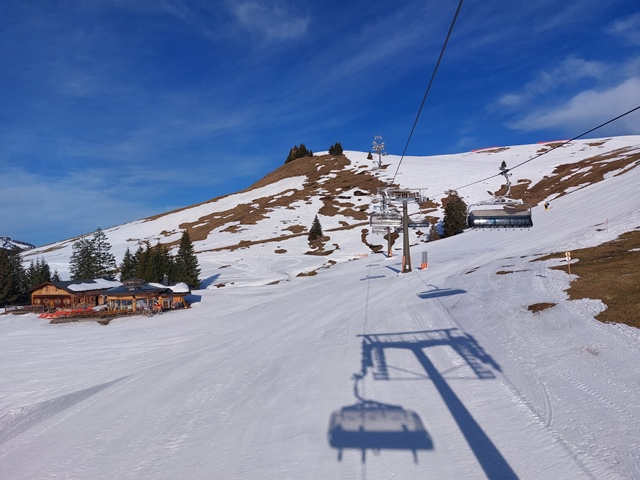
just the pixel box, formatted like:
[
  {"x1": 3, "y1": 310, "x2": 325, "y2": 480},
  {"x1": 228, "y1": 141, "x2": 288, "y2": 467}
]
[
  {"x1": 0, "y1": 236, "x2": 35, "y2": 252},
  {"x1": 2, "y1": 136, "x2": 640, "y2": 479}
]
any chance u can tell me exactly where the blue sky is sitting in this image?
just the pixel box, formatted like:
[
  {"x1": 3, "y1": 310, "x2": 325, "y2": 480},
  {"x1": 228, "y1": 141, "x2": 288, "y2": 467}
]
[{"x1": 1, "y1": 0, "x2": 639, "y2": 246}]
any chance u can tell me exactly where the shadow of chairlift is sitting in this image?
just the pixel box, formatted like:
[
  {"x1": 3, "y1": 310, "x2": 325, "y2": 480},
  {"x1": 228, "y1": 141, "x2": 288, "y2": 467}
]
[{"x1": 328, "y1": 375, "x2": 433, "y2": 463}]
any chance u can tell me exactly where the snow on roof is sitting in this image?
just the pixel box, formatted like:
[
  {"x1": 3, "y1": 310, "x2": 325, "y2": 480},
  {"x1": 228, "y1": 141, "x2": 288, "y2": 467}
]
[
  {"x1": 147, "y1": 282, "x2": 190, "y2": 293},
  {"x1": 66, "y1": 279, "x2": 122, "y2": 292}
]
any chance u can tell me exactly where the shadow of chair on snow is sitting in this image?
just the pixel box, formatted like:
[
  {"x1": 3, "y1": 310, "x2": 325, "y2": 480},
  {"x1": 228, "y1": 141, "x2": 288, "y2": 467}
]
[
  {"x1": 417, "y1": 284, "x2": 467, "y2": 299},
  {"x1": 328, "y1": 398, "x2": 433, "y2": 463},
  {"x1": 328, "y1": 329, "x2": 517, "y2": 478}
]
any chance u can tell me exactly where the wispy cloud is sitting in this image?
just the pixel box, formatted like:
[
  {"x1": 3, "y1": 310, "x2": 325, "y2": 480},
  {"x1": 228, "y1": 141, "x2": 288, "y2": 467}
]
[
  {"x1": 227, "y1": 1, "x2": 309, "y2": 41},
  {"x1": 495, "y1": 57, "x2": 607, "y2": 109},
  {"x1": 606, "y1": 12, "x2": 640, "y2": 45},
  {"x1": 0, "y1": 168, "x2": 155, "y2": 246},
  {"x1": 509, "y1": 77, "x2": 640, "y2": 135}
]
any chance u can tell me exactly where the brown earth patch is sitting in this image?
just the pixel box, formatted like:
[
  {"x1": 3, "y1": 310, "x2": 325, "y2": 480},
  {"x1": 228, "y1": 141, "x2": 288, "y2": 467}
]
[
  {"x1": 283, "y1": 225, "x2": 306, "y2": 234},
  {"x1": 297, "y1": 270, "x2": 318, "y2": 277},
  {"x1": 494, "y1": 147, "x2": 640, "y2": 207},
  {"x1": 274, "y1": 249, "x2": 287, "y2": 254},
  {"x1": 142, "y1": 154, "x2": 389, "y2": 249},
  {"x1": 474, "y1": 147, "x2": 510, "y2": 154},
  {"x1": 496, "y1": 269, "x2": 529, "y2": 275},
  {"x1": 528, "y1": 302, "x2": 556, "y2": 313},
  {"x1": 537, "y1": 229, "x2": 640, "y2": 328},
  {"x1": 360, "y1": 228, "x2": 384, "y2": 254}
]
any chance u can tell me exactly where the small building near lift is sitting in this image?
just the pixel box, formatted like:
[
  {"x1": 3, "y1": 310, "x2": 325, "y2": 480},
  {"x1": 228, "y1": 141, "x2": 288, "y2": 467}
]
[
  {"x1": 30, "y1": 279, "x2": 122, "y2": 311},
  {"x1": 105, "y1": 278, "x2": 190, "y2": 313}
]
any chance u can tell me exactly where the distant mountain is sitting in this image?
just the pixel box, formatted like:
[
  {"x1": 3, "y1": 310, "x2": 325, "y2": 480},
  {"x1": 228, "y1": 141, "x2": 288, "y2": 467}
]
[{"x1": 1, "y1": 236, "x2": 36, "y2": 252}]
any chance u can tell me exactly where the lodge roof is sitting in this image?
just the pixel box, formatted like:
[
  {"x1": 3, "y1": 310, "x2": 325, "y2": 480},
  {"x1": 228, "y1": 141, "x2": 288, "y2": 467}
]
[
  {"x1": 106, "y1": 283, "x2": 169, "y2": 296},
  {"x1": 106, "y1": 280, "x2": 190, "y2": 296},
  {"x1": 30, "y1": 278, "x2": 122, "y2": 294}
]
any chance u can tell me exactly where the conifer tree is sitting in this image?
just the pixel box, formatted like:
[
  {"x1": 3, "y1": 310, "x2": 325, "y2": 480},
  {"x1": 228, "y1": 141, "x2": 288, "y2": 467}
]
[
  {"x1": 69, "y1": 237, "x2": 96, "y2": 279},
  {"x1": 174, "y1": 230, "x2": 200, "y2": 289},
  {"x1": 134, "y1": 242, "x2": 152, "y2": 281},
  {"x1": 148, "y1": 243, "x2": 175, "y2": 284},
  {"x1": 442, "y1": 192, "x2": 468, "y2": 237},
  {"x1": 308, "y1": 215, "x2": 323, "y2": 242},
  {"x1": 285, "y1": 143, "x2": 314, "y2": 163},
  {"x1": 69, "y1": 228, "x2": 116, "y2": 279},
  {"x1": 329, "y1": 142, "x2": 344, "y2": 155},
  {"x1": 92, "y1": 227, "x2": 117, "y2": 279},
  {"x1": 26, "y1": 257, "x2": 51, "y2": 289},
  {"x1": 0, "y1": 248, "x2": 26, "y2": 306},
  {"x1": 51, "y1": 269, "x2": 61, "y2": 282},
  {"x1": 119, "y1": 247, "x2": 137, "y2": 281}
]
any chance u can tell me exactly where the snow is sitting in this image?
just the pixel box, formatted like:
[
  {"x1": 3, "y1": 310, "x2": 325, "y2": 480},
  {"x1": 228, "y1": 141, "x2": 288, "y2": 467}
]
[
  {"x1": 147, "y1": 282, "x2": 190, "y2": 293},
  {"x1": 66, "y1": 279, "x2": 122, "y2": 292},
  {"x1": 2, "y1": 136, "x2": 640, "y2": 479}
]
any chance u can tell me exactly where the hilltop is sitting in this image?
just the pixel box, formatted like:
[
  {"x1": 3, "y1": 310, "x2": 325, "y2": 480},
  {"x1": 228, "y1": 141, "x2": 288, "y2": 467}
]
[{"x1": 24, "y1": 135, "x2": 640, "y2": 285}]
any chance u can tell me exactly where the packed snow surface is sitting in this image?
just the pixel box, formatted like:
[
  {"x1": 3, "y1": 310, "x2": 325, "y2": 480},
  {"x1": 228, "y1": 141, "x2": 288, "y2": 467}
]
[{"x1": 2, "y1": 137, "x2": 640, "y2": 479}]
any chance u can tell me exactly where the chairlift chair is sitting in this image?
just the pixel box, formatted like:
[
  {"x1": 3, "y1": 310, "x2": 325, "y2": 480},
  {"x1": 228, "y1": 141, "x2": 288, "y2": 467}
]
[
  {"x1": 386, "y1": 189, "x2": 426, "y2": 204},
  {"x1": 467, "y1": 199, "x2": 533, "y2": 228},
  {"x1": 369, "y1": 210, "x2": 402, "y2": 234},
  {"x1": 466, "y1": 164, "x2": 533, "y2": 229}
]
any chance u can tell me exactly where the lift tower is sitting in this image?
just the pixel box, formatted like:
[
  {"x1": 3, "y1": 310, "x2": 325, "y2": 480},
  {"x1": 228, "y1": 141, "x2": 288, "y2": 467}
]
[{"x1": 369, "y1": 188, "x2": 427, "y2": 273}]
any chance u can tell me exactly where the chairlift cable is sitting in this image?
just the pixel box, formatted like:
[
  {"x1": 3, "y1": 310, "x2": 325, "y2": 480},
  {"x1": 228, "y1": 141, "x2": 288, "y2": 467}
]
[
  {"x1": 508, "y1": 104, "x2": 640, "y2": 172},
  {"x1": 391, "y1": 0, "x2": 465, "y2": 185},
  {"x1": 447, "y1": 104, "x2": 640, "y2": 195}
]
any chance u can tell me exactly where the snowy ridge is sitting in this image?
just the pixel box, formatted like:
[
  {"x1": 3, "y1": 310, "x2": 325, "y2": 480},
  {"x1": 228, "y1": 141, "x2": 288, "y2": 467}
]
[
  {"x1": 2, "y1": 135, "x2": 640, "y2": 479},
  {"x1": 1, "y1": 236, "x2": 35, "y2": 252}
]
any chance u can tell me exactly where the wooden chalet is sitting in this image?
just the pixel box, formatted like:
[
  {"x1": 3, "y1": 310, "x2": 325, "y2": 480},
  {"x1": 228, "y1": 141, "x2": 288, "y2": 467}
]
[
  {"x1": 30, "y1": 279, "x2": 122, "y2": 311},
  {"x1": 105, "y1": 278, "x2": 190, "y2": 313}
]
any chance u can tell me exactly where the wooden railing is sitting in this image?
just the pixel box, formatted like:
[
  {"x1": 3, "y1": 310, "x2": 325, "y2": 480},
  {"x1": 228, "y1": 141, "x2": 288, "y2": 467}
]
[{"x1": 3, "y1": 304, "x2": 45, "y2": 314}]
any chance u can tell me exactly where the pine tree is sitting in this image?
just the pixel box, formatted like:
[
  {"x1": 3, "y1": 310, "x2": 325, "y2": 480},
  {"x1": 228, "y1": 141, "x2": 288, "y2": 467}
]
[
  {"x1": 367, "y1": 151, "x2": 373, "y2": 160},
  {"x1": 147, "y1": 243, "x2": 174, "y2": 283},
  {"x1": 308, "y1": 215, "x2": 323, "y2": 242},
  {"x1": 51, "y1": 269, "x2": 61, "y2": 282},
  {"x1": 442, "y1": 192, "x2": 468, "y2": 237},
  {"x1": 69, "y1": 236, "x2": 96, "y2": 279},
  {"x1": 174, "y1": 231, "x2": 200, "y2": 289},
  {"x1": 134, "y1": 242, "x2": 152, "y2": 281},
  {"x1": 285, "y1": 143, "x2": 314, "y2": 163},
  {"x1": 119, "y1": 247, "x2": 137, "y2": 281},
  {"x1": 329, "y1": 142, "x2": 344, "y2": 155},
  {"x1": 68, "y1": 228, "x2": 116, "y2": 279},
  {"x1": 0, "y1": 248, "x2": 26, "y2": 307},
  {"x1": 92, "y1": 227, "x2": 117, "y2": 279},
  {"x1": 26, "y1": 257, "x2": 51, "y2": 290}
]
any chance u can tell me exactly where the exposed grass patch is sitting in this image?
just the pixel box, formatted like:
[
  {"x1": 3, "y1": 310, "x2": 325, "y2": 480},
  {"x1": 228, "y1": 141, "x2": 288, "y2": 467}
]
[
  {"x1": 539, "y1": 229, "x2": 640, "y2": 328},
  {"x1": 297, "y1": 270, "x2": 318, "y2": 277},
  {"x1": 496, "y1": 269, "x2": 529, "y2": 275},
  {"x1": 528, "y1": 302, "x2": 556, "y2": 313}
]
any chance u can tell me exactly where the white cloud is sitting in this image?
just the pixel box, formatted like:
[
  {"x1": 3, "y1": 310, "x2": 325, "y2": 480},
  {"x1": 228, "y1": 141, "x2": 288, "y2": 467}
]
[
  {"x1": 510, "y1": 77, "x2": 640, "y2": 134},
  {"x1": 228, "y1": 1, "x2": 309, "y2": 40},
  {"x1": 496, "y1": 56, "x2": 606, "y2": 108},
  {"x1": 0, "y1": 168, "x2": 155, "y2": 246},
  {"x1": 606, "y1": 12, "x2": 640, "y2": 45}
]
